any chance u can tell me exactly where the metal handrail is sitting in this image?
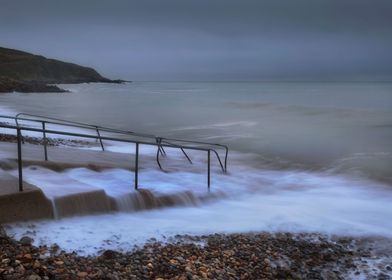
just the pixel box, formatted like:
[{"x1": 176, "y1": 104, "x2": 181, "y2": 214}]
[
  {"x1": 0, "y1": 115, "x2": 229, "y2": 192},
  {"x1": 14, "y1": 113, "x2": 158, "y2": 138},
  {"x1": 5, "y1": 113, "x2": 228, "y2": 172}
]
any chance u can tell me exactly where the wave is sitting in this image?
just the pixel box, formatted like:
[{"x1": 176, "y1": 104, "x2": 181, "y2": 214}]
[{"x1": 4, "y1": 147, "x2": 392, "y2": 255}]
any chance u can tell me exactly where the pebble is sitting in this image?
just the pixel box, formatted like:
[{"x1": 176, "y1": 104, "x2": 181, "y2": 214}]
[
  {"x1": 77, "y1": 271, "x2": 88, "y2": 278},
  {"x1": 102, "y1": 249, "x2": 117, "y2": 259},
  {"x1": 55, "y1": 260, "x2": 64, "y2": 266},
  {"x1": 20, "y1": 236, "x2": 34, "y2": 246},
  {"x1": 0, "y1": 225, "x2": 391, "y2": 280},
  {"x1": 27, "y1": 275, "x2": 41, "y2": 280}
]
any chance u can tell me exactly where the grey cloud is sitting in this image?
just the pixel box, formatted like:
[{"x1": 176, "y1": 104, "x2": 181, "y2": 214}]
[{"x1": 1, "y1": 0, "x2": 391, "y2": 81}]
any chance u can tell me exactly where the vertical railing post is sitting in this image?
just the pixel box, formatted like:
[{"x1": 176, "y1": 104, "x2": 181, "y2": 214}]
[
  {"x1": 224, "y1": 147, "x2": 228, "y2": 173},
  {"x1": 42, "y1": 121, "x2": 48, "y2": 161},
  {"x1": 135, "y1": 143, "x2": 139, "y2": 190},
  {"x1": 208, "y1": 149, "x2": 211, "y2": 190},
  {"x1": 96, "y1": 127, "x2": 105, "y2": 151},
  {"x1": 17, "y1": 128, "x2": 23, "y2": 192}
]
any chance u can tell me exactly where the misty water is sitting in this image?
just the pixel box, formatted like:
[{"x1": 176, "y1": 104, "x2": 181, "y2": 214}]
[{"x1": 1, "y1": 82, "x2": 392, "y2": 254}]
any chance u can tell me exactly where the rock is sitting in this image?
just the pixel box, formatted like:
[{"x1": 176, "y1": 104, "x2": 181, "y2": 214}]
[
  {"x1": 0, "y1": 231, "x2": 389, "y2": 279},
  {"x1": 199, "y1": 271, "x2": 208, "y2": 278},
  {"x1": 22, "y1": 253, "x2": 32, "y2": 261},
  {"x1": 33, "y1": 260, "x2": 41, "y2": 269},
  {"x1": 55, "y1": 260, "x2": 64, "y2": 266},
  {"x1": 102, "y1": 249, "x2": 117, "y2": 260},
  {"x1": 15, "y1": 264, "x2": 25, "y2": 273},
  {"x1": 321, "y1": 270, "x2": 339, "y2": 280},
  {"x1": 20, "y1": 236, "x2": 34, "y2": 245},
  {"x1": 27, "y1": 275, "x2": 41, "y2": 280},
  {"x1": 0, "y1": 46, "x2": 125, "y2": 93},
  {"x1": 378, "y1": 273, "x2": 390, "y2": 280},
  {"x1": 77, "y1": 271, "x2": 88, "y2": 278},
  {"x1": 0, "y1": 225, "x2": 6, "y2": 238},
  {"x1": 0, "y1": 77, "x2": 68, "y2": 93}
]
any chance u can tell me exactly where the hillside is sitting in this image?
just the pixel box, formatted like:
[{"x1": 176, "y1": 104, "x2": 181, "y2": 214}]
[
  {"x1": 0, "y1": 47, "x2": 123, "y2": 92},
  {"x1": 0, "y1": 77, "x2": 67, "y2": 93}
]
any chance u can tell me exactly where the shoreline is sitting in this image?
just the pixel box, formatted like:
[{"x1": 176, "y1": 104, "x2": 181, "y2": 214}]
[
  {"x1": 1, "y1": 115, "x2": 392, "y2": 278},
  {"x1": 1, "y1": 226, "x2": 392, "y2": 279},
  {"x1": 0, "y1": 133, "x2": 95, "y2": 149}
]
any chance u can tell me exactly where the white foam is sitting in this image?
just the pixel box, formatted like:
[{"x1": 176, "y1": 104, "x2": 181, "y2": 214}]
[
  {"x1": 173, "y1": 121, "x2": 258, "y2": 131},
  {"x1": 6, "y1": 163, "x2": 392, "y2": 255},
  {"x1": 17, "y1": 167, "x2": 103, "y2": 198},
  {"x1": 2, "y1": 103, "x2": 392, "y2": 256}
]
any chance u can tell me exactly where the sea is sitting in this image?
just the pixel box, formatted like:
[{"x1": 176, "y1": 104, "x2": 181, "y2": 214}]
[{"x1": 0, "y1": 81, "x2": 391, "y2": 255}]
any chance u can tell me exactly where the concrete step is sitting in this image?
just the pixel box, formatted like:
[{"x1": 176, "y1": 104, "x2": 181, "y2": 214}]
[
  {"x1": 12, "y1": 167, "x2": 112, "y2": 219},
  {"x1": 0, "y1": 170, "x2": 53, "y2": 223}
]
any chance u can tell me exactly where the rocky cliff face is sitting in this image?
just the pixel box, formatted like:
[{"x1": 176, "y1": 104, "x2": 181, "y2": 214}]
[
  {"x1": 0, "y1": 77, "x2": 66, "y2": 93},
  {"x1": 0, "y1": 47, "x2": 123, "y2": 92}
]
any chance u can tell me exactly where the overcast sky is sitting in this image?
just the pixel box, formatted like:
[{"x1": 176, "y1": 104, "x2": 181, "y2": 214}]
[{"x1": 1, "y1": 0, "x2": 392, "y2": 81}]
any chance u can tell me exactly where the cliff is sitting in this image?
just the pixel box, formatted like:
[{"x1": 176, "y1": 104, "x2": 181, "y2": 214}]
[
  {"x1": 0, "y1": 77, "x2": 67, "y2": 93},
  {"x1": 0, "y1": 47, "x2": 123, "y2": 93}
]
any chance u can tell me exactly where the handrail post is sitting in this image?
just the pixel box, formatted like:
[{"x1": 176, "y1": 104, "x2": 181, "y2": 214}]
[
  {"x1": 15, "y1": 115, "x2": 25, "y2": 144},
  {"x1": 42, "y1": 121, "x2": 48, "y2": 161},
  {"x1": 0, "y1": 115, "x2": 230, "y2": 192},
  {"x1": 96, "y1": 127, "x2": 105, "y2": 151},
  {"x1": 135, "y1": 143, "x2": 139, "y2": 190},
  {"x1": 224, "y1": 147, "x2": 228, "y2": 173},
  {"x1": 208, "y1": 149, "x2": 211, "y2": 190},
  {"x1": 17, "y1": 128, "x2": 23, "y2": 192}
]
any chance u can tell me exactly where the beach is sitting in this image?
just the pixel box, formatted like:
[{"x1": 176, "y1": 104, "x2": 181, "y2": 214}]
[
  {"x1": 2, "y1": 0, "x2": 392, "y2": 277},
  {"x1": 1, "y1": 227, "x2": 392, "y2": 279},
  {"x1": 1, "y1": 82, "x2": 392, "y2": 279}
]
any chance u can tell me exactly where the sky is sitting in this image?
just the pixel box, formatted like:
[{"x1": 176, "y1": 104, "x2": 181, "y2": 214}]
[{"x1": 1, "y1": 0, "x2": 392, "y2": 81}]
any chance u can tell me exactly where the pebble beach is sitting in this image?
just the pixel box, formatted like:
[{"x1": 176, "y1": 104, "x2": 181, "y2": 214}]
[{"x1": 1, "y1": 226, "x2": 392, "y2": 280}]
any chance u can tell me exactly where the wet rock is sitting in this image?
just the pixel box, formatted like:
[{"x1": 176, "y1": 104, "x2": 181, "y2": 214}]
[
  {"x1": 102, "y1": 249, "x2": 118, "y2": 260},
  {"x1": 20, "y1": 236, "x2": 34, "y2": 246},
  {"x1": 77, "y1": 271, "x2": 88, "y2": 278},
  {"x1": 0, "y1": 231, "x2": 391, "y2": 279},
  {"x1": 27, "y1": 274, "x2": 41, "y2": 280},
  {"x1": 321, "y1": 270, "x2": 339, "y2": 280},
  {"x1": 378, "y1": 273, "x2": 391, "y2": 280},
  {"x1": 0, "y1": 225, "x2": 6, "y2": 239}
]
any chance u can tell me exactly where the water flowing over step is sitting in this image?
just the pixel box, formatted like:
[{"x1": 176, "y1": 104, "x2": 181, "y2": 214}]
[
  {"x1": 12, "y1": 166, "x2": 225, "y2": 219},
  {"x1": 0, "y1": 113, "x2": 229, "y2": 222},
  {"x1": 15, "y1": 167, "x2": 111, "y2": 218},
  {"x1": 0, "y1": 169, "x2": 53, "y2": 223}
]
